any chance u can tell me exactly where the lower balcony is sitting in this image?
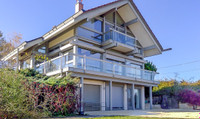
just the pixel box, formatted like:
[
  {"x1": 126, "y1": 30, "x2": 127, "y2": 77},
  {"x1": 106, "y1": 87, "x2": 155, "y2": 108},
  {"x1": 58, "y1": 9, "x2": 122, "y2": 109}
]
[{"x1": 35, "y1": 54, "x2": 157, "y2": 81}]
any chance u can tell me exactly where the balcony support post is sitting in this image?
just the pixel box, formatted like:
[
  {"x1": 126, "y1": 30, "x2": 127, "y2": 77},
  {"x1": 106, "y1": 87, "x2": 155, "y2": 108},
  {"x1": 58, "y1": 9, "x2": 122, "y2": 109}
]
[
  {"x1": 149, "y1": 86, "x2": 153, "y2": 109},
  {"x1": 124, "y1": 84, "x2": 128, "y2": 110},
  {"x1": 79, "y1": 77, "x2": 84, "y2": 115},
  {"x1": 59, "y1": 52, "x2": 63, "y2": 75},
  {"x1": 141, "y1": 86, "x2": 145, "y2": 110},
  {"x1": 44, "y1": 61, "x2": 46, "y2": 74},
  {"x1": 30, "y1": 54, "x2": 35, "y2": 69},
  {"x1": 83, "y1": 55, "x2": 86, "y2": 70},
  {"x1": 73, "y1": 40, "x2": 78, "y2": 68},
  {"x1": 109, "y1": 80, "x2": 112, "y2": 110},
  {"x1": 132, "y1": 83, "x2": 135, "y2": 110},
  {"x1": 103, "y1": 16, "x2": 106, "y2": 42}
]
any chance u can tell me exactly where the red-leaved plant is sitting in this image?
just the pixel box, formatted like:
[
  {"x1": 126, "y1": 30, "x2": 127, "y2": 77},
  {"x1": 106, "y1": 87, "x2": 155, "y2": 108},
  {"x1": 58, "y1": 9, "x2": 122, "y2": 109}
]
[{"x1": 23, "y1": 80, "x2": 79, "y2": 116}]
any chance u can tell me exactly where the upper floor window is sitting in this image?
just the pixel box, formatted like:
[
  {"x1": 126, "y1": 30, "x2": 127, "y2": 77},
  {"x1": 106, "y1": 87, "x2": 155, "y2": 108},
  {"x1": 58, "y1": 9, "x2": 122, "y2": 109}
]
[
  {"x1": 78, "y1": 48, "x2": 102, "y2": 59},
  {"x1": 37, "y1": 46, "x2": 46, "y2": 54},
  {"x1": 77, "y1": 27, "x2": 102, "y2": 43},
  {"x1": 22, "y1": 58, "x2": 30, "y2": 69},
  {"x1": 82, "y1": 19, "x2": 103, "y2": 32},
  {"x1": 116, "y1": 12, "x2": 124, "y2": 26}
]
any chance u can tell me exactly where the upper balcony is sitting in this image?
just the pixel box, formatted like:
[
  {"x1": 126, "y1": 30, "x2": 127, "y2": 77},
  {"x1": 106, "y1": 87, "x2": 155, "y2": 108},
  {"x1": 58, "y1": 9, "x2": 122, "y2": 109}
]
[
  {"x1": 103, "y1": 29, "x2": 143, "y2": 56},
  {"x1": 35, "y1": 54, "x2": 156, "y2": 82}
]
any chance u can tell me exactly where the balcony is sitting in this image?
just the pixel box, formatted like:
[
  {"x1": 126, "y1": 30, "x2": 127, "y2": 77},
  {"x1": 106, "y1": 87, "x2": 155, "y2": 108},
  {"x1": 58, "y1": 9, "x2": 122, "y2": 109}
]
[
  {"x1": 103, "y1": 29, "x2": 137, "y2": 53},
  {"x1": 35, "y1": 54, "x2": 156, "y2": 81}
]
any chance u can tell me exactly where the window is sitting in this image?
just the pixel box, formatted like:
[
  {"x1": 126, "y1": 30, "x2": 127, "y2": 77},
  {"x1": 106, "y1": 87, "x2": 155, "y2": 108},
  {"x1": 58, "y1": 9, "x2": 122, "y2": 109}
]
[
  {"x1": 126, "y1": 62, "x2": 142, "y2": 78},
  {"x1": 22, "y1": 58, "x2": 30, "y2": 69},
  {"x1": 82, "y1": 19, "x2": 103, "y2": 32},
  {"x1": 78, "y1": 48, "x2": 102, "y2": 71},
  {"x1": 116, "y1": 13, "x2": 124, "y2": 26},
  {"x1": 105, "y1": 12, "x2": 114, "y2": 23},
  {"x1": 37, "y1": 46, "x2": 46, "y2": 54},
  {"x1": 78, "y1": 48, "x2": 101, "y2": 59},
  {"x1": 77, "y1": 27, "x2": 102, "y2": 43},
  {"x1": 105, "y1": 23, "x2": 114, "y2": 32},
  {"x1": 107, "y1": 59, "x2": 124, "y2": 75}
]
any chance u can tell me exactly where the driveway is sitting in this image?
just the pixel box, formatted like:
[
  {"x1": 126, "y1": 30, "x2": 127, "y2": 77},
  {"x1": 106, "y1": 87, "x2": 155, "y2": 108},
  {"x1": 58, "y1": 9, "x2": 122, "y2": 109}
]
[{"x1": 85, "y1": 109, "x2": 199, "y2": 118}]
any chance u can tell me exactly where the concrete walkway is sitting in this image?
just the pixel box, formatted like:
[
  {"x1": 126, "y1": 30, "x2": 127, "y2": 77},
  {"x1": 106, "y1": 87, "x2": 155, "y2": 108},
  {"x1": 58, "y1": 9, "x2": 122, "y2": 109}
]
[{"x1": 85, "y1": 109, "x2": 199, "y2": 118}]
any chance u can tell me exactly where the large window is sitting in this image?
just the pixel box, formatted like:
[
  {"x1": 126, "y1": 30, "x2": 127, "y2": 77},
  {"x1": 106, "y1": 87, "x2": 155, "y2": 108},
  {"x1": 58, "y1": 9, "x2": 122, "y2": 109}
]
[
  {"x1": 77, "y1": 48, "x2": 102, "y2": 71},
  {"x1": 126, "y1": 62, "x2": 142, "y2": 79},
  {"x1": 77, "y1": 18, "x2": 103, "y2": 43},
  {"x1": 77, "y1": 27, "x2": 102, "y2": 43},
  {"x1": 82, "y1": 19, "x2": 102, "y2": 32},
  {"x1": 22, "y1": 58, "x2": 30, "y2": 69},
  {"x1": 78, "y1": 48, "x2": 101, "y2": 59},
  {"x1": 107, "y1": 59, "x2": 125, "y2": 75}
]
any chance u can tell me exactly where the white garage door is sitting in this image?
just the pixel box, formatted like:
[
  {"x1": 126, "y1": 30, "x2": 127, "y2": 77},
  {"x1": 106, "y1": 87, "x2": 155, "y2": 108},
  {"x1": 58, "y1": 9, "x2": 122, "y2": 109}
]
[
  {"x1": 112, "y1": 85, "x2": 123, "y2": 110},
  {"x1": 83, "y1": 84, "x2": 100, "y2": 111}
]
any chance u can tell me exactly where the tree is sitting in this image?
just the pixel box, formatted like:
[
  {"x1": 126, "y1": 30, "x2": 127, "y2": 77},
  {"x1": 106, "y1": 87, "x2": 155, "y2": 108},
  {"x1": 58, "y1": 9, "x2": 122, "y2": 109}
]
[
  {"x1": 0, "y1": 31, "x2": 22, "y2": 68},
  {"x1": 145, "y1": 61, "x2": 157, "y2": 72}
]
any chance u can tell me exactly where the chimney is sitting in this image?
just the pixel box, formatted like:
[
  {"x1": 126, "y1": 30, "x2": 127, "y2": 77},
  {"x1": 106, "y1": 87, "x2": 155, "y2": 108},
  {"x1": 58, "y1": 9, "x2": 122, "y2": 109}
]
[{"x1": 75, "y1": 0, "x2": 84, "y2": 13}]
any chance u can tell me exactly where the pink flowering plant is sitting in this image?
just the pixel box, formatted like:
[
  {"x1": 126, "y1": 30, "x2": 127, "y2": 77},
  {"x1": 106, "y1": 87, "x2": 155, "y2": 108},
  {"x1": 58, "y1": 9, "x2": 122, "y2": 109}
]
[{"x1": 178, "y1": 89, "x2": 200, "y2": 109}]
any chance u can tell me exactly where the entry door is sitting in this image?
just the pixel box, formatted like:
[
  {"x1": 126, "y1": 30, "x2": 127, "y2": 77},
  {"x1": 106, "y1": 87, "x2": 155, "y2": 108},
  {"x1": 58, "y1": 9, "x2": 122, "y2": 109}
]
[
  {"x1": 112, "y1": 85, "x2": 123, "y2": 110},
  {"x1": 83, "y1": 84, "x2": 100, "y2": 111}
]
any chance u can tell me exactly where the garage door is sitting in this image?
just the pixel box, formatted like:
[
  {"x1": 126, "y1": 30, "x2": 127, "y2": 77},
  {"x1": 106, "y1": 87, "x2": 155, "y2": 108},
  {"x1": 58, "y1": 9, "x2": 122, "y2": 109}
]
[
  {"x1": 83, "y1": 84, "x2": 100, "y2": 111},
  {"x1": 112, "y1": 85, "x2": 123, "y2": 110}
]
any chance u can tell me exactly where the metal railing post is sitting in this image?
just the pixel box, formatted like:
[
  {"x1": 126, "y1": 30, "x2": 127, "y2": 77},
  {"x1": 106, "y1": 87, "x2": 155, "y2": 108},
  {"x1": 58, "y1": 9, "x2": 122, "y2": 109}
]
[
  {"x1": 112, "y1": 63, "x2": 115, "y2": 75},
  {"x1": 83, "y1": 55, "x2": 86, "y2": 70},
  {"x1": 44, "y1": 61, "x2": 46, "y2": 74}
]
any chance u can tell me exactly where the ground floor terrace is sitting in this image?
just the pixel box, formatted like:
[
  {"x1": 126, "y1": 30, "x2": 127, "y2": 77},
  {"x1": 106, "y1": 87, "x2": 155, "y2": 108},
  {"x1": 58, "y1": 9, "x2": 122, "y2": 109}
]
[
  {"x1": 78, "y1": 77, "x2": 154, "y2": 113},
  {"x1": 84, "y1": 109, "x2": 199, "y2": 119}
]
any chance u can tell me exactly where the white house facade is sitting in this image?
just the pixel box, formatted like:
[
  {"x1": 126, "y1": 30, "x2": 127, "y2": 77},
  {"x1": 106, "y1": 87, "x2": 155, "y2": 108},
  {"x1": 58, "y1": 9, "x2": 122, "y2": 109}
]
[{"x1": 1, "y1": 0, "x2": 170, "y2": 113}]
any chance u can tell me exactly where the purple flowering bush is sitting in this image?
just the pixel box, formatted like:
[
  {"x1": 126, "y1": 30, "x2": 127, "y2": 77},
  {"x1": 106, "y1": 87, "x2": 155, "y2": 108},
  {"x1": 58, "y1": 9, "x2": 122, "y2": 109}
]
[{"x1": 178, "y1": 89, "x2": 200, "y2": 109}]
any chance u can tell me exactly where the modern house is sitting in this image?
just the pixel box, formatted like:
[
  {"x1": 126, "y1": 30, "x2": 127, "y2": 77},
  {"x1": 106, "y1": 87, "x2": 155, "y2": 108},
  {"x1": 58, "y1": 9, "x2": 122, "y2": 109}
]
[{"x1": 1, "y1": 0, "x2": 169, "y2": 113}]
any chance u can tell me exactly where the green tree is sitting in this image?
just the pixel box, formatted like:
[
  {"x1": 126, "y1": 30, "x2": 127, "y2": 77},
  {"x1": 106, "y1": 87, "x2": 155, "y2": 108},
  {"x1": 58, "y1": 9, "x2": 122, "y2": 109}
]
[{"x1": 145, "y1": 61, "x2": 157, "y2": 72}]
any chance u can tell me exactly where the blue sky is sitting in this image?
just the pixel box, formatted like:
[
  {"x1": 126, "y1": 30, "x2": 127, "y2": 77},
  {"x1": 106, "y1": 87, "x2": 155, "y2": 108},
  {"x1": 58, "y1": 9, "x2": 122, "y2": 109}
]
[{"x1": 0, "y1": 0, "x2": 200, "y2": 81}]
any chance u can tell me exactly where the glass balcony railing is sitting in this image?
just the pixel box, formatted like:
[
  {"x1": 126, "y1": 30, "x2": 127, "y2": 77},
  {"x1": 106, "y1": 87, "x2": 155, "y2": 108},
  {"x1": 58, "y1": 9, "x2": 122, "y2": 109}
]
[
  {"x1": 36, "y1": 54, "x2": 156, "y2": 81},
  {"x1": 105, "y1": 29, "x2": 136, "y2": 47}
]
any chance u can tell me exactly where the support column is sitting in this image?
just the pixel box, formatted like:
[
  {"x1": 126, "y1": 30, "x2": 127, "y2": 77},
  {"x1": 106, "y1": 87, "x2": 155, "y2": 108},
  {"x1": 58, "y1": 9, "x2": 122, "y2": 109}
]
[
  {"x1": 124, "y1": 84, "x2": 128, "y2": 110},
  {"x1": 141, "y1": 86, "x2": 145, "y2": 110},
  {"x1": 103, "y1": 16, "x2": 106, "y2": 42},
  {"x1": 149, "y1": 86, "x2": 153, "y2": 109},
  {"x1": 101, "y1": 82, "x2": 106, "y2": 111},
  {"x1": 109, "y1": 81, "x2": 112, "y2": 111},
  {"x1": 132, "y1": 83, "x2": 135, "y2": 110},
  {"x1": 79, "y1": 77, "x2": 84, "y2": 115},
  {"x1": 30, "y1": 54, "x2": 35, "y2": 69},
  {"x1": 73, "y1": 44, "x2": 78, "y2": 68}
]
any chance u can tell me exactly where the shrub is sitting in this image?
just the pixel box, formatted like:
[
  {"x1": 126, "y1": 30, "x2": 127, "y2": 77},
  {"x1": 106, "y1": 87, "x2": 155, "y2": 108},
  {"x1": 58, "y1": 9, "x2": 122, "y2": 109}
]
[
  {"x1": 23, "y1": 75, "x2": 79, "y2": 117},
  {"x1": 178, "y1": 89, "x2": 200, "y2": 109},
  {"x1": 0, "y1": 69, "x2": 48, "y2": 118},
  {"x1": 0, "y1": 69, "x2": 79, "y2": 118}
]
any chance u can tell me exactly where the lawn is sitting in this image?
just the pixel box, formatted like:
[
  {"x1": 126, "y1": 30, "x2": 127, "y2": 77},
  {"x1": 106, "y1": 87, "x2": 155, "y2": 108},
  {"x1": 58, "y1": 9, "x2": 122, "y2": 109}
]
[{"x1": 82, "y1": 116, "x2": 182, "y2": 119}]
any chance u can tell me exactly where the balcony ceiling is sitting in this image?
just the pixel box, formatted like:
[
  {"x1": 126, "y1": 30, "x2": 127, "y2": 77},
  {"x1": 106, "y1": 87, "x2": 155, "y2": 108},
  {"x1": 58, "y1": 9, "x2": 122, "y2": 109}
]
[{"x1": 117, "y1": 4, "x2": 162, "y2": 57}]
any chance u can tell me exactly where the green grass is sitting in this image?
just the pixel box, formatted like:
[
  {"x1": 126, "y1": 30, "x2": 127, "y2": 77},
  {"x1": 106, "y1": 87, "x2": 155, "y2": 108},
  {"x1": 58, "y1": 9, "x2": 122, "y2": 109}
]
[{"x1": 82, "y1": 116, "x2": 181, "y2": 119}]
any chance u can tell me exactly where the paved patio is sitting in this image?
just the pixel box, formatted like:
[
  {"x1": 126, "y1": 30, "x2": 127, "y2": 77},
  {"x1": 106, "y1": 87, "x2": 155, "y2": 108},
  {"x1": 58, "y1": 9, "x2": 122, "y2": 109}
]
[{"x1": 85, "y1": 109, "x2": 199, "y2": 118}]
